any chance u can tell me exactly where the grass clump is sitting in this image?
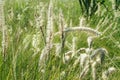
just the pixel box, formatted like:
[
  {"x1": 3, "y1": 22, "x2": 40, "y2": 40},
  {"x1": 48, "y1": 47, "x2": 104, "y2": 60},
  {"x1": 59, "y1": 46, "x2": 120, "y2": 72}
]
[{"x1": 0, "y1": 0, "x2": 120, "y2": 80}]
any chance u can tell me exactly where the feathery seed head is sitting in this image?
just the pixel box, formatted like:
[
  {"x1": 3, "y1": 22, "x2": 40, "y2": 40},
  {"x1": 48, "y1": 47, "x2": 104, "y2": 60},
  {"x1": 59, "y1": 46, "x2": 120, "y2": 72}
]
[
  {"x1": 108, "y1": 67, "x2": 116, "y2": 73},
  {"x1": 91, "y1": 48, "x2": 108, "y2": 64},
  {"x1": 80, "y1": 53, "x2": 89, "y2": 68},
  {"x1": 32, "y1": 33, "x2": 40, "y2": 49},
  {"x1": 102, "y1": 67, "x2": 116, "y2": 80}
]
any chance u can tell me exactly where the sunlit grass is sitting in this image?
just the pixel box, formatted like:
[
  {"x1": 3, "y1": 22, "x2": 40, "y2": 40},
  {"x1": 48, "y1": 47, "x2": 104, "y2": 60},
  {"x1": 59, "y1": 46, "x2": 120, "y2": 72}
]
[{"x1": 0, "y1": 0, "x2": 120, "y2": 80}]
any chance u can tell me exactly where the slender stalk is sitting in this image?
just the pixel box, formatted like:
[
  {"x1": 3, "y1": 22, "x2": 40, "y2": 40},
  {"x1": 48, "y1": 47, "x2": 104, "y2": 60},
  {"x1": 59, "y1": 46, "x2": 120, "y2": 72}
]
[
  {"x1": 0, "y1": 0, "x2": 7, "y2": 61},
  {"x1": 59, "y1": 9, "x2": 65, "y2": 53},
  {"x1": 80, "y1": 64, "x2": 89, "y2": 79},
  {"x1": 71, "y1": 37, "x2": 76, "y2": 57},
  {"x1": 91, "y1": 62, "x2": 97, "y2": 80}
]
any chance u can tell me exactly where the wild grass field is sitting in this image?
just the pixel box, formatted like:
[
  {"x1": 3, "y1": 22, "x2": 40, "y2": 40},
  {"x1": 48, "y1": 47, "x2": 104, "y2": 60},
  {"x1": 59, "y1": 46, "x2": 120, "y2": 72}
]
[{"x1": 0, "y1": 0, "x2": 120, "y2": 80}]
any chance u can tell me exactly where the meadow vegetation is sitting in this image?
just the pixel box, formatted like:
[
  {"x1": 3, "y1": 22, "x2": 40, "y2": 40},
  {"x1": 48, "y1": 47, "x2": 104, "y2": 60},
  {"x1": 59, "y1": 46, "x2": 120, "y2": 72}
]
[{"x1": 0, "y1": 0, "x2": 120, "y2": 80}]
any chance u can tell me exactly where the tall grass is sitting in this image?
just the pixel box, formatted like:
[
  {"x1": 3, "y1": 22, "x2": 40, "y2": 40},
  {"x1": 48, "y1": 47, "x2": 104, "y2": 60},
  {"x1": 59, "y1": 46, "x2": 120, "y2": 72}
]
[{"x1": 0, "y1": 0, "x2": 120, "y2": 80}]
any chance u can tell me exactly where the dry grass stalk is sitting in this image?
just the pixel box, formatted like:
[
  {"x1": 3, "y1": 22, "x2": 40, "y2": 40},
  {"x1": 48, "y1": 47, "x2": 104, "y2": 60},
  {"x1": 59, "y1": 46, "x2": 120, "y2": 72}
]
[
  {"x1": 71, "y1": 37, "x2": 76, "y2": 57},
  {"x1": 36, "y1": 3, "x2": 46, "y2": 44},
  {"x1": 79, "y1": 17, "x2": 86, "y2": 27},
  {"x1": 39, "y1": 0, "x2": 53, "y2": 69},
  {"x1": 76, "y1": 48, "x2": 92, "y2": 54},
  {"x1": 80, "y1": 64, "x2": 89, "y2": 79},
  {"x1": 87, "y1": 36, "x2": 93, "y2": 48},
  {"x1": 46, "y1": 0, "x2": 53, "y2": 46},
  {"x1": 79, "y1": 53, "x2": 90, "y2": 79},
  {"x1": 0, "y1": 0, "x2": 8, "y2": 60},
  {"x1": 73, "y1": 56, "x2": 80, "y2": 67},
  {"x1": 91, "y1": 61, "x2": 97, "y2": 80},
  {"x1": 64, "y1": 27, "x2": 101, "y2": 36},
  {"x1": 39, "y1": 45, "x2": 52, "y2": 68},
  {"x1": 58, "y1": 9, "x2": 66, "y2": 53},
  {"x1": 87, "y1": 36, "x2": 99, "y2": 48}
]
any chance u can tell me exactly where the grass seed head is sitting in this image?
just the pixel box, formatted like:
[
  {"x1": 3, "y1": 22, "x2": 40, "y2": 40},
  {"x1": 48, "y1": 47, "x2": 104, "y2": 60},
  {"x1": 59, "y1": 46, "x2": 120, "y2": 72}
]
[
  {"x1": 102, "y1": 67, "x2": 116, "y2": 80},
  {"x1": 91, "y1": 48, "x2": 108, "y2": 64},
  {"x1": 80, "y1": 53, "x2": 89, "y2": 68},
  {"x1": 63, "y1": 51, "x2": 72, "y2": 63}
]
